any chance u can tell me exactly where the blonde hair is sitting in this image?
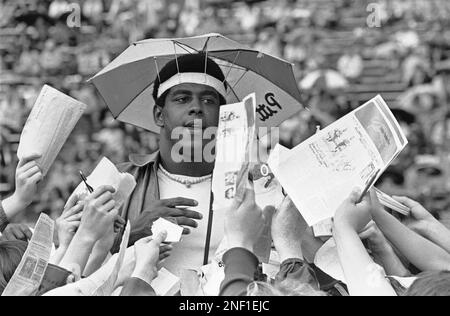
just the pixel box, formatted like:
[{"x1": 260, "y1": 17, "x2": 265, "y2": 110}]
[
  {"x1": 247, "y1": 279, "x2": 327, "y2": 296},
  {"x1": 405, "y1": 271, "x2": 450, "y2": 296}
]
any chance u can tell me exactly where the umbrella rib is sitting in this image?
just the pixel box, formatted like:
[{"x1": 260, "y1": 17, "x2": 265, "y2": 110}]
[
  {"x1": 223, "y1": 51, "x2": 241, "y2": 84},
  {"x1": 226, "y1": 82, "x2": 241, "y2": 102},
  {"x1": 115, "y1": 80, "x2": 156, "y2": 119},
  {"x1": 213, "y1": 62, "x2": 246, "y2": 71},
  {"x1": 172, "y1": 41, "x2": 196, "y2": 54},
  {"x1": 211, "y1": 50, "x2": 302, "y2": 102},
  {"x1": 202, "y1": 37, "x2": 211, "y2": 52},
  {"x1": 154, "y1": 57, "x2": 161, "y2": 83},
  {"x1": 173, "y1": 42, "x2": 181, "y2": 82},
  {"x1": 229, "y1": 69, "x2": 249, "y2": 95},
  {"x1": 172, "y1": 40, "x2": 200, "y2": 54}
]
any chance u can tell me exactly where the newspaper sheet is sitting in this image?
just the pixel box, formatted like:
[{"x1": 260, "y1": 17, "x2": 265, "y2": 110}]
[
  {"x1": 212, "y1": 93, "x2": 257, "y2": 211},
  {"x1": 17, "y1": 85, "x2": 87, "y2": 176},
  {"x1": 2, "y1": 214, "x2": 55, "y2": 296},
  {"x1": 268, "y1": 95, "x2": 408, "y2": 226},
  {"x1": 92, "y1": 221, "x2": 131, "y2": 296}
]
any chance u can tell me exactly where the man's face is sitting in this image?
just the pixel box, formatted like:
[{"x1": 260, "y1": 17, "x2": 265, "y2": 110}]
[{"x1": 155, "y1": 83, "x2": 222, "y2": 158}]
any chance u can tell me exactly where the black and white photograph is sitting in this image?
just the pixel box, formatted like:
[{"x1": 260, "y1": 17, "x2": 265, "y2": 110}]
[{"x1": 0, "y1": 0, "x2": 449, "y2": 301}]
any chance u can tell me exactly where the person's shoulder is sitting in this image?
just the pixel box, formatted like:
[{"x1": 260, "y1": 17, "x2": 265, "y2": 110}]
[
  {"x1": 116, "y1": 161, "x2": 136, "y2": 173},
  {"x1": 116, "y1": 151, "x2": 160, "y2": 173}
]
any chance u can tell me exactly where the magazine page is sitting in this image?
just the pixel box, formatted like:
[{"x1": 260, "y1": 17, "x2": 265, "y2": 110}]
[{"x1": 268, "y1": 96, "x2": 408, "y2": 226}]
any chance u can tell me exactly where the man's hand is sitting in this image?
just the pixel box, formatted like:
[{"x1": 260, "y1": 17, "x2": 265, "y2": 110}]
[
  {"x1": 0, "y1": 223, "x2": 32, "y2": 242},
  {"x1": 128, "y1": 197, "x2": 202, "y2": 246}
]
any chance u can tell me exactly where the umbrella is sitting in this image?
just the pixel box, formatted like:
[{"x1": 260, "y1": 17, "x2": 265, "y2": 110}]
[
  {"x1": 299, "y1": 69, "x2": 348, "y2": 91},
  {"x1": 89, "y1": 33, "x2": 304, "y2": 134}
]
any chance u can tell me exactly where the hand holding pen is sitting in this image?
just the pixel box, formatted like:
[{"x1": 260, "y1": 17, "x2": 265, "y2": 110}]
[{"x1": 79, "y1": 170, "x2": 126, "y2": 233}]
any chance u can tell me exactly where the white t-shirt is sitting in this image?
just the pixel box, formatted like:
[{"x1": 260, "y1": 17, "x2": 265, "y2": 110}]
[{"x1": 157, "y1": 166, "x2": 225, "y2": 277}]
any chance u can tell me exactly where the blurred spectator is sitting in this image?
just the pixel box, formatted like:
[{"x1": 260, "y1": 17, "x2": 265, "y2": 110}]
[{"x1": 337, "y1": 46, "x2": 364, "y2": 81}]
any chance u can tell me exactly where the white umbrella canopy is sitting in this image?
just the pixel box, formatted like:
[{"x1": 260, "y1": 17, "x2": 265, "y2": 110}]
[
  {"x1": 89, "y1": 33, "x2": 304, "y2": 134},
  {"x1": 300, "y1": 69, "x2": 348, "y2": 91}
]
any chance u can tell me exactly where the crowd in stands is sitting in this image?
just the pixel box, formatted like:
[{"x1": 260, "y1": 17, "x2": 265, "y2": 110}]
[{"x1": 1, "y1": 0, "x2": 450, "y2": 226}]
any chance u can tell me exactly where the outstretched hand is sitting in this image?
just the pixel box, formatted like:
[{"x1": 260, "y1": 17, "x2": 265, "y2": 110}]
[
  {"x1": 132, "y1": 231, "x2": 169, "y2": 284},
  {"x1": 392, "y1": 196, "x2": 437, "y2": 232},
  {"x1": 2, "y1": 154, "x2": 43, "y2": 220},
  {"x1": 334, "y1": 188, "x2": 373, "y2": 233},
  {"x1": 271, "y1": 196, "x2": 307, "y2": 261},
  {"x1": 225, "y1": 181, "x2": 265, "y2": 252}
]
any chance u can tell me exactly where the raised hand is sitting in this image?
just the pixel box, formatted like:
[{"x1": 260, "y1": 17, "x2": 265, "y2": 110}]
[
  {"x1": 225, "y1": 184, "x2": 265, "y2": 252},
  {"x1": 132, "y1": 231, "x2": 169, "y2": 284},
  {"x1": 334, "y1": 188, "x2": 372, "y2": 233},
  {"x1": 56, "y1": 194, "x2": 84, "y2": 249},
  {"x1": 78, "y1": 185, "x2": 118, "y2": 242},
  {"x1": 2, "y1": 154, "x2": 43, "y2": 219},
  {"x1": 392, "y1": 196, "x2": 436, "y2": 232},
  {"x1": 14, "y1": 154, "x2": 43, "y2": 207},
  {"x1": 0, "y1": 223, "x2": 32, "y2": 242},
  {"x1": 359, "y1": 221, "x2": 391, "y2": 254},
  {"x1": 271, "y1": 196, "x2": 307, "y2": 261}
]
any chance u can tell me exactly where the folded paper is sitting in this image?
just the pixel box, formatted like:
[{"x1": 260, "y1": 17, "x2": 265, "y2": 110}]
[
  {"x1": 269, "y1": 95, "x2": 408, "y2": 226},
  {"x1": 151, "y1": 218, "x2": 183, "y2": 243},
  {"x1": 17, "y1": 85, "x2": 87, "y2": 176}
]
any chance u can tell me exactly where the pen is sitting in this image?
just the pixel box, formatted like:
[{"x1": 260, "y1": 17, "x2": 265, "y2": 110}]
[
  {"x1": 358, "y1": 169, "x2": 380, "y2": 203},
  {"x1": 79, "y1": 170, "x2": 94, "y2": 194}
]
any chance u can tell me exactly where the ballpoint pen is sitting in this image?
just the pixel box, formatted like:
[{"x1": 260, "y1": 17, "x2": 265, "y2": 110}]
[{"x1": 79, "y1": 170, "x2": 94, "y2": 194}]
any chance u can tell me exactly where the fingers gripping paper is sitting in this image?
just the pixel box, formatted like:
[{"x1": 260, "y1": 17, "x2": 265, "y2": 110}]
[
  {"x1": 374, "y1": 188, "x2": 411, "y2": 216},
  {"x1": 2, "y1": 214, "x2": 55, "y2": 296},
  {"x1": 212, "y1": 93, "x2": 257, "y2": 211},
  {"x1": 17, "y1": 85, "x2": 87, "y2": 176}
]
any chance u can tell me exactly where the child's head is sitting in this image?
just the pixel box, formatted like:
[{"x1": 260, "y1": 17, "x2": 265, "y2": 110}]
[
  {"x1": 405, "y1": 271, "x2": 450, "y2": 296},
  {"x1": 0, "y1": 241, "x2": 28, "y2": 294},
  {"x1": 247, "y1": 279, "x2": 326, "y2": 296}
]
